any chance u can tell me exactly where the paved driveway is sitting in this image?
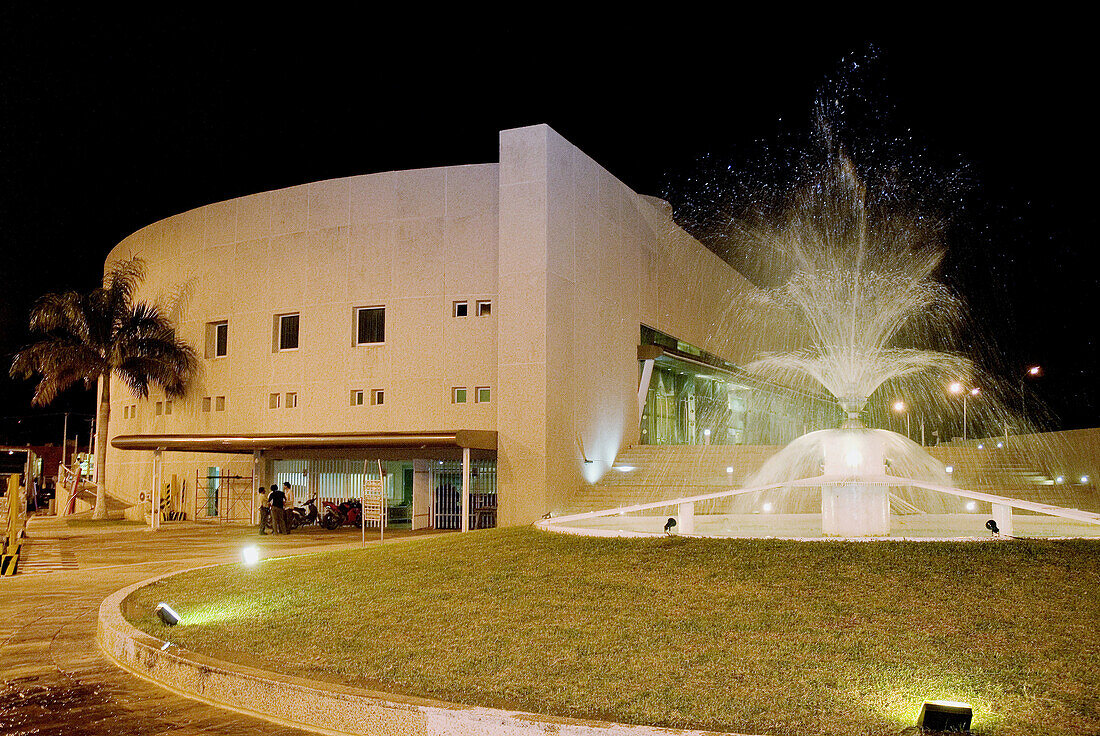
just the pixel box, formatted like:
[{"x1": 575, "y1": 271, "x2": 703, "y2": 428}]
[{"x1": 0, "y1": 517, "x2": 435, "y2": 735}]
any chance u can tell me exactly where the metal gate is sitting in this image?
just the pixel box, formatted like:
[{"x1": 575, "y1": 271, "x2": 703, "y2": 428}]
[{"x1": 428, "y1": 460, "x2": 497, "y2": 530}]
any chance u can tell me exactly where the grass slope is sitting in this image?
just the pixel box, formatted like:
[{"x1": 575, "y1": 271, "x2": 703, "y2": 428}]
[{"x1": 125, "y1": 528, "x2": 1100, "y2": 736}]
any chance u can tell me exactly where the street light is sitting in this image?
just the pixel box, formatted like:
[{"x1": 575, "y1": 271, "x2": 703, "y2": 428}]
[
  {"x1": 949, "y1": 383, "x2": 980, "y2": 442},
  {"x1": 892, "y1": 400, "x2": 910, "y2": 439},
  {"x1": 1022, "y1": 365, "x2": 1042, "y2": 431}
]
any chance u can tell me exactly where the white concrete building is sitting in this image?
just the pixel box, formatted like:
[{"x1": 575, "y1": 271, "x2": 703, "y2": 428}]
[{"x1": 107, "y1": 124, "x2": 825, "y2": 529}]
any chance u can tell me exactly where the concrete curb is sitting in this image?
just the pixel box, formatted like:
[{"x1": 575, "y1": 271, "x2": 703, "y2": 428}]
[{"x1": 97, "y1": 567, "x2": 746, "y2": 736}]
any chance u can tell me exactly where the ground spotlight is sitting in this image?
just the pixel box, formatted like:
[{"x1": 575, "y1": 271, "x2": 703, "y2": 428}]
[
  {"x1": 965, "y1": 501, "x2": 976, "y2": 512},
  {"x1": 985, "y1": 519, "x2": 1000, "y2": 535},
  {"x1": 664, "y1": 517, "x2": 677, "y2": 535},
  {"x1": 155, "y1": 602, "x2": 181, "y2": 626},
  {"x1": 762, "y1": 502, "x2": 774, "y2": 513},
  {"x1": 241, "y1": 545, "x2": 260, "y2": 566},
  {"x1": 917, "y1": 699, "x2": 972, "y2": 732}
]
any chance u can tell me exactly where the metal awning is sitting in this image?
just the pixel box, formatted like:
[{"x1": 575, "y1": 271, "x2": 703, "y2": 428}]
[{"x1": 111, "y1": 430, "x2": 497, "y2": 455}]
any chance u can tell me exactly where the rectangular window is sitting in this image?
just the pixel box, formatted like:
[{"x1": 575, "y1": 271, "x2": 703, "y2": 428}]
[
  {"x1": 206, "y1": 321, "x2": 229, "y2": 358},
  {"x1": 269, "y1": 393, "x2": 281, "y2": 409},
  {"x1": 202, "y1": 397, "x2": 212, "y2": 412},
  {"x1": 286, "y1": 392, "x2": 297, "y2": 408},
  {"x1": 215, "y1": 396, "x2": 226, "y2": 411},
  {"x1": 351, "y1": 390, "x2": 364, "y2": 406},
  {"x1": 451, "y1": 387, "x2": 467, "y2": 404},
  {"x1": 477, "y1": 300, "x2": 492, "y2": 317},
  {"x1": 371, "y1": 388, "x2": 384, "y2": 405},
  {"x1": 275, "y1": 313, "x2": 300, "y2": 351},
  {"x1": 476, "y1": 386, "x2": 491, "y2": 403},
  {"x1": 356, "y1": 306, "x2": 385, "y2": 345},
  {"x1": 164, "y1": 401, "x2": 173, "y2": 415},
  {"x1": 155, "y1": 401, "x2": 163, "y2": 416},
  {"x1": 453, "y1": 301, "x2": 468, "y2": 317},
  {"x1": 123, "y1": 406, "x2": 129, "y2": 419}
]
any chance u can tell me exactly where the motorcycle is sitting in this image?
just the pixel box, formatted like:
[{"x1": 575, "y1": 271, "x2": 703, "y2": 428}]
[
  {"x1": 287, "y1": 497, "x2": 319, "y2": 530},
  {"x1": 321, "y1": 498, "x2": 362, "y2": 529}
]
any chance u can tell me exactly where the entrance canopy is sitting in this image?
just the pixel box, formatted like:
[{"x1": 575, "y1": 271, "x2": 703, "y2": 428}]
[{"x1": 111, "y1": 430, "x2": 497, "y2": 458}]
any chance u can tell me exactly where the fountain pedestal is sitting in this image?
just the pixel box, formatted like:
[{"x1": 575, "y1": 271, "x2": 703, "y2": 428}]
[{"x1": 821, "y1": 431, "x2": 890, "y2": 536}]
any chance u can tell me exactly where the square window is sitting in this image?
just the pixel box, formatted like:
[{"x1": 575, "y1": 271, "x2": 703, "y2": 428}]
[
  {"x1": 155, "y1": 401, "x2": 163, "y2": 416},
  {"x1": 275, "y1": 313, "x2": 300, "y2": 351},
  {"x1": 269, "y1": 393, "x2": 281, "y2": 409},
  {"x1": 477, "y1": 300, "x2": 492, "y2": 317},
  {"x1": 202, "y1": 397, "x2": 212, "y2": 412},
  {"x1": 206, "y1": 321, "x2": 229, "y2": 358},
  {"x1": 476, "y1": 386, "x2": 491, "y2": 403},
  {"x1": 351, "y1": 390, "x2": 364, "y2": 406},
  {"x1": 215, "y1": 396, "x2": 226, "y2": 411},
  {"x1": 355, "y1": 306, "x2": 385, "y2": 345},
  {"x1": 453, "y1": 301, "x2": 468, "y2": 317},
  {"x1": 371, "y1": 388, "x2": 384, "y2": 406},
  {"x1": 164, "y1": 401, "x2": 172, "y2": 415},
  {"x1": 286, "y1": 392, "x2": 297, "y2": 408},
  {"x1": 451, "y1": 387, "x2": 467, "y2": 404}
]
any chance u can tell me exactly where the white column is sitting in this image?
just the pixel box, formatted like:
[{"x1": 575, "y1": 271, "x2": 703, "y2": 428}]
[
  {"x1": 678, "y1": 501, "x2": 695, "y2": 535},
  {"x1": 252, "y1": 451, "x2": 262, "y2": 525},
  {"x1": 152, "y1": 449, "x2": 162, "y2": 531},
  {"x1": 461, "y1": 448, "x2": 470, "y2": 533},
  {"x1": 992, "y1": 503, "x2": 1013, "y2": 537},
  {"x1": 637, "y1": 358, "x2": 655, "y2": 419}
]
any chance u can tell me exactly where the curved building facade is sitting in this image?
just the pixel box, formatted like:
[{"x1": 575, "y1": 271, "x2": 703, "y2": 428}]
[{"x1": 105, "y1": 124, "x2": 815, "y2": 528}]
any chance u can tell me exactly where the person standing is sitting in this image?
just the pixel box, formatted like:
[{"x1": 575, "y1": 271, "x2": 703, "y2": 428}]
[
  {"x1": 269, "y1": 483, "x2": 287, "y2": 535},
  {"x1": 257, "y1": 485, "x2": 272, "y2": 535}
]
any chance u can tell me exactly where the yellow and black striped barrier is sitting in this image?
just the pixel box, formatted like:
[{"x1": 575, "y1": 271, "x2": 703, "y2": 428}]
[{"x1": 1, "y1": 540, "x2": 21, "y2": 575}]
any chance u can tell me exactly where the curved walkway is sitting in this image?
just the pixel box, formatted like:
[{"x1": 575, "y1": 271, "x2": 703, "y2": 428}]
[{"x1": 0, "y1": 517, "x2": 398, "y2": 735}]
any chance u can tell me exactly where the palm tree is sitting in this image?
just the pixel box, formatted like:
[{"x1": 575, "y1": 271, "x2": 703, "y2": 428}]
[{"x1": 10, "y1": 258, "x2": 198, "y2": 519}]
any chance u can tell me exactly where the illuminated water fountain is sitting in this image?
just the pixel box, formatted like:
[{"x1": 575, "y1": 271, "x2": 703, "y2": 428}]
[{"x1": 542, "y1": 94, "x2": 1100, "y2": 540}]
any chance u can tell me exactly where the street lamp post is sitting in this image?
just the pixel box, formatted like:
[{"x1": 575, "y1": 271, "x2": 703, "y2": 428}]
[
  {"x1": 1022, "y1": 365, "x2": 1042, "y2": 432},
  {"x1": 893, "y1": 400, "x2": 910, "y2": 439},
  {"x1": 949, "y1": 382, "x2": 981, "y2": 442}
]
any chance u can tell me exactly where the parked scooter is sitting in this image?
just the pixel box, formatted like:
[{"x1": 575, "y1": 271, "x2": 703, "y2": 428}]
[
  {"x1": 321, "y1": 499, "x2": 362, "y2": 529},
  {"x1": 287, "y1": 497, "x2": 319, "y2": 530}
]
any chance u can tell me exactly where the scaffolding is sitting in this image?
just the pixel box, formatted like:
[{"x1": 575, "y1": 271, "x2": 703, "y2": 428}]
[{"x1": 195, "y1": 468, "x2": 255, "y2": 523}]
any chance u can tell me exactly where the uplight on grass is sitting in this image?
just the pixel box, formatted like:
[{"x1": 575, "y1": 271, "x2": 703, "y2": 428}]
[
  {"x1": 242, "y1": 545, "x2": 260, "y2": 566},
  {"x1": 917, "y1": 699, "x2": 973, "y2": 732},
  {"x1": 155, "y1": 602, "x2": 181, "y2": 626}
]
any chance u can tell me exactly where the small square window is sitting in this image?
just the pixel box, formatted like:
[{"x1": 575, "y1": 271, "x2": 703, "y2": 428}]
[
  {"x1": 453, "y1": 301, "x2": 468, "y2": 317},
  {"x1": 371, "y1": 388, "x2": 384, "y2": 406},
  {"x1": 476, "y1": 387, "x2": 491, "y2": 403},
  {"x1": 451, "y1": 387, "x2": 467, "y2": 404},
  {"x1": 269, "y1": 393, "x2": 281, "y2": 409},
  {"x1": 164, "y1": 401, "x2": 172, "y2": 415},
  {"x1": 477, "y1": 300, "x2": 492, "y2": 317},
  {"x1": 202, "y1": 397, "x2": 212, "y2": 412},
  {"x1": 275, "y1": 313, "x2": 300, "y2": 351},
  {"x1": 155, "y1": 401, "x2": 163, "y2": 416},
  {"x1": 351, "y1": 390, "x2": 364, "y2": 406},
  {"x1": 355, "y1": 306, "x2": 385, "y2": 345},
  {"x1": 215, "y1": 396, "x2": 226, "y2": 411},
  {"x1": 286, "y1": 392, "x2": 297, "y2": 409}
]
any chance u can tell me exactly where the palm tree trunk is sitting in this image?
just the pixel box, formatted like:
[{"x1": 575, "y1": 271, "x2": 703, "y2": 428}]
[{"x1": 92, "y1": 373, "x2": 111, "y2": 519}]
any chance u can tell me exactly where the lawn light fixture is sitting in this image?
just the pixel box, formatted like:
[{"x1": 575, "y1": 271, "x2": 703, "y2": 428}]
[
  {"x1": 241, "y1": 545, "x2": 260, "y2": 566},
  {"x1": 726, "y1": 466, "x2": 733, "y2": 474},
  {"x1": 966, "y1": 501, "x2": 976, "y2": 512},
  {"x1": 664, "y1": 517, "x2": 677, "y2": 535},
  {"x1": 155, "y1": 602, "x2": 181, "y2": 626},
  {"x1": 1081, "y1": 475, "x2": 1090, "y2": 484},
  {"x1": 917, "y1": 699, "x2": 972, "y2": 732},
  {"x1": 1056, "y1": 475, "x2": 1065, "y2": 484},
  {"x1": 762, "y1": 502, "x2": 774, "y2": 513},
  {"x1": 945, "y1": 465, "x2": 954, "y2": 474},
  {"x1": 986, "y1": 519, "x2": 1000, "y2": 535}
]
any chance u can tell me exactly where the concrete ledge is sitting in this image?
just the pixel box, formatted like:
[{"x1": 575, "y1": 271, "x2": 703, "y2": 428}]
[{"x1": 98, "y1": 568, "x2": 744, "y2": 736}]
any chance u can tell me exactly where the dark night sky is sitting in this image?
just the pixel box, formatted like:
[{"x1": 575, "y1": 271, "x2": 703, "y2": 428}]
[{"x1": 1, "y1": 10, "x2": 1097, "y2": 443}]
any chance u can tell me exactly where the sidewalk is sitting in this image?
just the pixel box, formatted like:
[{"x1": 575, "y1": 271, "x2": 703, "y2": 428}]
[{"x1": 0, "y1": 517, "x2": 428, "y2": 735}]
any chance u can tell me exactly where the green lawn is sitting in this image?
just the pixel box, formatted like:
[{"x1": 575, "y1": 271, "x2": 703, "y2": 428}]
[{"x1": 124, "y1": 528, "x2": 1100, "y2": 736}]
